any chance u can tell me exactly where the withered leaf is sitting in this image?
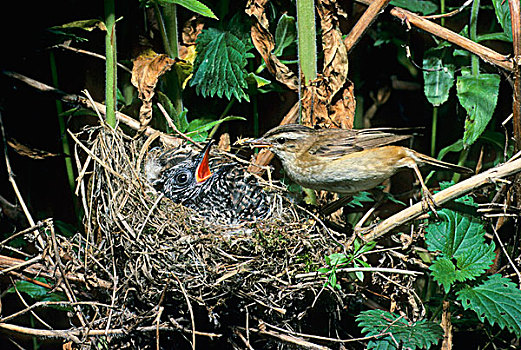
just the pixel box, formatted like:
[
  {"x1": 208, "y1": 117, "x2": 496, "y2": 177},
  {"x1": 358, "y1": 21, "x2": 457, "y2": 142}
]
[
  {"x1": 131, "y1": 50, "x2": 175, "y2": 133},
  {"x1": 246, "y1": 0, "x2": 298, "y2": 91},
  {"x1": 300, "y1": 0, "x2": 355, "y2": 129},
  {"x1": 7, "y1": 138, "x2": 60, "y2": 160}
]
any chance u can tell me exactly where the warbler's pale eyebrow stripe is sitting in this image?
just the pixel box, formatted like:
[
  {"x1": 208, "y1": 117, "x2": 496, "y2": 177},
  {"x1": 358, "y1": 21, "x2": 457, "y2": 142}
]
[{"x1": 262, "y1": 124, "x2": 314, "y2": 138}]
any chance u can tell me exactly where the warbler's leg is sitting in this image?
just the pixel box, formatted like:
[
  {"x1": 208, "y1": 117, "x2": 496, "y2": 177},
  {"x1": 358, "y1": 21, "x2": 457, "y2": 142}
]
[{"x1": 409, "y1": 161, "x2": 439, "y2": 218}]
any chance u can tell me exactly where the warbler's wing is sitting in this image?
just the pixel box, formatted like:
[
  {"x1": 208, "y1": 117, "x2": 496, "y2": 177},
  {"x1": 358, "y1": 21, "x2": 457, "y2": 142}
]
[{"x1": 308, "y1": 128, "x2": 412, "y2": 159}]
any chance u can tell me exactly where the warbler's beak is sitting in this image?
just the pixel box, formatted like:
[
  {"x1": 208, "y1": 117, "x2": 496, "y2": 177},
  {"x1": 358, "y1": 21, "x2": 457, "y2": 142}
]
[
  {"x1": 195, "y1": 140, "x2": 213, "y2": 183},
  {"x1": 243, "y1": 138, "x2": 272, "y2": 148}
]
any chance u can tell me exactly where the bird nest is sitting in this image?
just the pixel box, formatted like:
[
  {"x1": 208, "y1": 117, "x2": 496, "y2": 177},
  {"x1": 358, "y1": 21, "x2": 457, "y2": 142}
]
[{"x1": 68, "y1": 125, "x2": 358, "y2": 347}]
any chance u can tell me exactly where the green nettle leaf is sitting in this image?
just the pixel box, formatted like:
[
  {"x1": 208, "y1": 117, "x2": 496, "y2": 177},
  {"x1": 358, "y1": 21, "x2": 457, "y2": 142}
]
[
  {"x1": 457, "y1": 274, "x2": 521, "y2": 336},
  {"x1": 491, "y1": 0, "x2": 513, "y2": 42},
  {"x1": 274, "y1": 14, "x2": 296, "y2": 56},
  {"x1": 457, "y1": 71, "x2": 500, "y2": 147},
  {"x1": 431, "y1": 243, "x2": 496, "y2": 293},
  {"x1": 190, "y1": 28, "x2": 250, "y2": 102},
  {"x1": 425, "y1": 208, "x2": 494, "y2": 292},
  {"x1": 159, "y1": 0, "x2": 217, "y2": 19},
  {"x1": 425, "y1": 209, "x2": 484, "y2": 256},
  {"x1": 429, "y1": 257, "x2": 458, "y2": 293},
  {"x1": 423, "y1": 49, "x2": 454, "y2": 106},
  {"x1": 390, "y1": 0, "x2": 438, "y2": 15},
  {"x1": 357, "y1": 310, "x2": 443, "y2": 350}
]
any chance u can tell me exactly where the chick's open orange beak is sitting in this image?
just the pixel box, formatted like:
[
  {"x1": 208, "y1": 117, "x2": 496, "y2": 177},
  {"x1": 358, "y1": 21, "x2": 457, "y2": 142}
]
[{"x1": 195, "y1": 140, "x2": 213, "y2": 183}]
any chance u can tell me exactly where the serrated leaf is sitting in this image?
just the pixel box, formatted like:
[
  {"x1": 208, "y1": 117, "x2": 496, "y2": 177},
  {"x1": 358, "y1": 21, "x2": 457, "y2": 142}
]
[
  {"x1": 455, "y1": 242, "x2": 495, "y2": 281},
  {"x1": 425, "y1": 209, "x2": 485, "y2": 256},
  {"x1": 390, "y1": 0, "x2": 438, "y2": 15},
  {"x1": 159, "y1": 0, "x2": 217, "y2": 19},
  {"x1": 426, "y1": 207, "x2": 495, "y2": 292},
  {"x1": 430, "y1": 257, "x2": 458, "y2": 293},
  {"x1": 457, "y1": 274, "x2": 521, "y2": 336},
  {"x1": 190, "y1": 28, "x2": 250, "y2": 102},
  {"x1": 274, "y1": 14, "x2": 296, "y2": 56},
  {"x1": 357, "y1": 310, "x2": 443, "y2": 350},
  {"x1": 423, "y1": 48, "x2": 454, "y2": 106},
  {"x1": 431, "y1": 243, "x2": 495, "y2": 293},
  {"x1": 491, "y1": 0, "x2": 513, "y2": 42},
  {"x1": 457, "y1": 71, "x2": 500, "y2": 147}
]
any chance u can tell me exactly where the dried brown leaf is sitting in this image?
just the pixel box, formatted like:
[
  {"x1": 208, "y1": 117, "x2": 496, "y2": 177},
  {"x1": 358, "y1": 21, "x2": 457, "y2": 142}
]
[
  {"x1": 182, "y1": 16, "x2": 205, "y2": 46},
  {"x1": 218, "y1": 133, "x2": 231, "y2": 152},
  {"x1": 131, "y1": 50, "x2": 175, "y2": 133},
  {"x1": 246, "y1": 0, "x2": 298, "y2": 91},
  {"x1": 300, "y1": 0, "x2": 355, "y2": 129},
  {"x1": 7, "y1": 138, "x2": 60, "y2": 159}
]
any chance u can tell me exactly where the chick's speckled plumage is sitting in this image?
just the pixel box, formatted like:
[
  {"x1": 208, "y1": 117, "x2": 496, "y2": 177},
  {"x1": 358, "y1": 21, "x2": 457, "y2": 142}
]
[{"x1": 145, "y1": 143, "x2": 270, "y2": 223}]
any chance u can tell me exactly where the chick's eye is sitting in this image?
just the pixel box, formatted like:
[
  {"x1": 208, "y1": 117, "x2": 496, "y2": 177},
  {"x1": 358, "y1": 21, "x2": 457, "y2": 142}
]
[
  {"x1": 276, "y1": 137, "x2": 286, "y2": 144},
  {"x1": 175, "y1": 171, "x2": 189, "y2": 184}
]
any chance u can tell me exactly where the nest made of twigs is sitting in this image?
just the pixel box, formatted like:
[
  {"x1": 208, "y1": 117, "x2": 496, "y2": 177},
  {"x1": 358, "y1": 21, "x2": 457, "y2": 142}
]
[{"x1": 70, "y1": 124, "x2": 361, "y2": 346}]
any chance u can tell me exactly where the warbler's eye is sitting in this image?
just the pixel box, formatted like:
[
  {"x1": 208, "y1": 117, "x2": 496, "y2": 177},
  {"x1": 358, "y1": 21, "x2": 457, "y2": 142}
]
[
  {"x1": 175, "y1": 171, "x2": 190, "y2": 185},
  {"x1": 276, "y1": 137, "x2": 286, "y2": 145}
]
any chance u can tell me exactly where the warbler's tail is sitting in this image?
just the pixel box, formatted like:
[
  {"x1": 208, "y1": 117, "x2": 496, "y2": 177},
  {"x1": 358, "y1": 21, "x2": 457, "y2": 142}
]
[{"x1": 409, "y1": 150, "x2": 473, "y2": 174}]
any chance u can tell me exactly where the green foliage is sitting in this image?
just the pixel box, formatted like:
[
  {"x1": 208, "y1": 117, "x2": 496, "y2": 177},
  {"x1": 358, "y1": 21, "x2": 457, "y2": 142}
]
[
  {"x1": 491, "y1": 0, "x2": 513, "y2": 42},
  {"x1": 457, "y1": 70, "x2": 500, "y2": 147},
  {"x1": 457, "y1": 274, "x2": 521, "y2": 336},
  {"x1": 190, "y1": 28, "x2": 252, "y2": 102},
  {"x1": 318, "y1": 240, "x2": 376, "y2": 288},
  {"x1": 274, "y1": 14, "x2": 296, "y2": 57},
  {"x1": 423, "y1": 47, "x2": 454, "y2": 106},
  {"x1": 158, "y1": 0, "x2": 217, "y2": 19},
  {"x1": 8, "y1": 279, "x2": 67, "y2": 304},
  {"x1": 356, "y1": 310, "x2": 443, "y2": 350},
  {"x1": 185, "y1": 115, "x2": 245, "y2": 141},
  {"x1": 390, "y1": 0, "x2": 438, "y2": 15},
  {"x1": 425, "y1": 199, "x2": 495, "y2": 292},
  {"x1": 347, "y1": 191, "x2": 374, "y2": 208}
]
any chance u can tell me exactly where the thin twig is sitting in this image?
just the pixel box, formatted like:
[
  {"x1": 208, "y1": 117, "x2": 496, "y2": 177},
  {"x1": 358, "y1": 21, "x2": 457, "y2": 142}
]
[
  {"x1": 0, "y1": 112, "x2": 47, "y2": 250},
  {"x1": 54, "y1": 44, "x2": 133, "y2": 73},
  {"x1": 354, "y1": 0, "x2": 513, "y2": 71},
  {"x1": 172, "y1": 274, "x2": 196, "y2": 350},
  {"x1": 294, "y1": 266, "x2": 422, "y2": 279},
  {"x1": 491, "y1": 226, "x2": 521, "y2": 287},
  {"x1": 423, "y1": 0, "x2": 473, "y2": 20},
  {"x1": 344, "y1": 0, "x2": 392, "y2": 52}
]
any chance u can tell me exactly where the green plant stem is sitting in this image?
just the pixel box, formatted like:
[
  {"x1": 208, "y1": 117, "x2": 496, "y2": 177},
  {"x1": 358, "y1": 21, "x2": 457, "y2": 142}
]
[
  {"x1": 431, "y1": 107, "x2": 438, "y2": 157},
  {"x1": 208, "y1": 100, "x2": 235, "y2": 139},
  {"x1": 452, "y1": 146, "x2": 469, "y2": 183},
  {"x1": 296, "y1": 0, "x2": 317, "y2": 85},
  {"x1": 49, "y1": 52, "x2": 79, "y2": 220},
  {"x1": 440, "y1": 0, "x2": 445, "y2": 27},
  {"x1": 470, "y1": 0, "x2": 480, "y2": 76},
  {"x1": 104, "y1": 0, "x2": 117, "y2": 128},
  {"x1": 155, "y1": 3, "x2": 183, "y2": 122},
  {"x1": 154, "y1": 3, "x2": 173, "y2": 58}
]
